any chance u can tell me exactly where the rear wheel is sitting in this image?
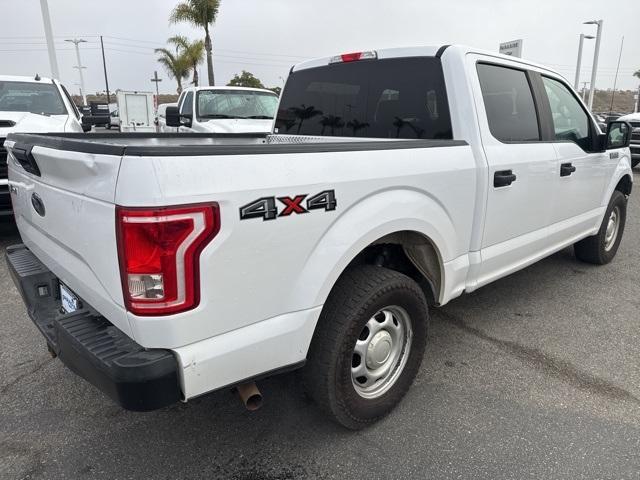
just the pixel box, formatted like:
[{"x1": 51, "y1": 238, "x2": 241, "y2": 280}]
[
  {"x1": 574, "y1": 190, "x2": 627, "y2": 265},
  {"x1": 304, "y1": 265, "x2": 428, "y2": 429}
]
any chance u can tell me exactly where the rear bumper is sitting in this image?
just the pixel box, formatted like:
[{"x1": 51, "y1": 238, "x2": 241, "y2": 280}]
[{"x1": 5, "y1": 244, "x2": 181, "y2": 411}]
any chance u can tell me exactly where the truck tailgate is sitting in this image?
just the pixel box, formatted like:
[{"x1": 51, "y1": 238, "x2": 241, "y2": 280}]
[{"x1": 6, "y1": 141, "x2": 132, "y2": 337}]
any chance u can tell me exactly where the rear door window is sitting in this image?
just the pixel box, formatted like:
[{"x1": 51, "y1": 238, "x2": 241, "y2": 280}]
[
  {"x1": 476, "y1": 63, "x2": 540, "y2": 142},
  {"x1": 275, "y1": 57, "x2": 452, "y2": 139}
]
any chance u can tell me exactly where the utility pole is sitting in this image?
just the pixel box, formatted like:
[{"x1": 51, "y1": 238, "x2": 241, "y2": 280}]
[
  {"x1": 65, "y1": 38, "x2": 88, "y2": 106},
  {"x1": 150, "y1": 70, "x2": 162, "y2": 100},
  {"x1": 581, "y1": 82, "x2": 589, "y2": 102},
  {"x1": 584, "y1": 19, "x2": 603, "y2": 111},
  {"x1": 574, "y1": 33, "x2": 594, "y2": 90},
  {"x1": 100, "y1": 36, "x2": 111, "y2": 105},
  {"x1": 39, "y1": 0, "x2": 59, "y2": 78}
]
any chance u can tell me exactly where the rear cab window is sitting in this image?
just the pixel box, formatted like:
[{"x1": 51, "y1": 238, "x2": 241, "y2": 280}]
[{"x1": 275, "y1": 57, "x2": 453, "y2": 139}]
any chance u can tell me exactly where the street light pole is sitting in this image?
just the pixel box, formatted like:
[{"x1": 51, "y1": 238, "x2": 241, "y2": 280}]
[
  {"x1": 584, "y1": 19, "x2": 603, "y2": 111},
  {"x1": 39, "y1": 0, "x2": 59, "y2": 78},
  {"x1": 574, "y1": 34, "x2": 594, "y2": 90},
  {"x1": 65, "y1": 38, "x2": 88, "y2": 106}
]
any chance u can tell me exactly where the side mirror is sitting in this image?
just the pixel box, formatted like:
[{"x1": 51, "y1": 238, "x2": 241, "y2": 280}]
[
  {"x1": 81, "y1": 116, "x2": 93, "y2": 133},
  {"x1": 166, "y1": 106, "x2": 191, "y2": 128},
  {"x1": 606, "y1": 121, "x2": 632, "y2": 150},
  {"x1": 165, "y1": 106, "x2": 180, "y2": 127}
]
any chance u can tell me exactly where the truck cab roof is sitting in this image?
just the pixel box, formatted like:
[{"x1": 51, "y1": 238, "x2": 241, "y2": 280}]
[
  {"x1": 292, "y1": 44, "x2": 563, "y2": 80},
  {"x1": 0, "y1": 74, "x2": 56, "y2": 84}
]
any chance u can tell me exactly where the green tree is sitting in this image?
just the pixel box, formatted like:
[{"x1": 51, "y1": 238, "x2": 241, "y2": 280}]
[
  {"x1": 634, "y1": 69, "x2": 640, "y2": 80},
  {"x1": 170, "y1": 0, "x2": 220, "y2": 86},
  {"x1": 154, "y1": 47, "x2": 189, "y2": 93},
  {"x1": 168, "y1": 35, "x2": 205, "y2": 86},
  {"x1": 269, "y1": 86, "x2": 282, "y2": 96},
  {"x1": 227, "y1": 70, "x2": 265, "y2": 89}
]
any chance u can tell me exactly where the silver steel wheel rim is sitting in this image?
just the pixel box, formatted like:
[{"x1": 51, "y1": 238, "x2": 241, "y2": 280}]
[
  {"x1": 351, "y1": 305, "x2": 413, "y2": 399},
  {"x1": 604, "y1": 207, "x2": 620, "y2": 252}
]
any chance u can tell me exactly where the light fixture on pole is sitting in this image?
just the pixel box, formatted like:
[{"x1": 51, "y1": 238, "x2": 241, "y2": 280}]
[
  {"x1": 583, "y1": 19, "x2": 603, "y2": 111},
  {"x1": 65, "y1": 38, "x2": 88, "y2": 106},
  {"x1": 574, "y1": 34, "x2": 594, "y2": 90}
]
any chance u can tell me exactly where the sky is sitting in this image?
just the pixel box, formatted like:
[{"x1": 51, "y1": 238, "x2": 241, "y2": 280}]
[{"x1": 1, "y1": 0, "x2": 639, "y2": 96}]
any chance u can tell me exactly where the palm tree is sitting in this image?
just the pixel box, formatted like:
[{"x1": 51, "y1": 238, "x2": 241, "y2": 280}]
[
  {"x1": 168, "y1": 35, "x2": 205, "y2": 86},
  {"x1": 346, "y1": 119, "x2": 370, "y2": 137},
  {"x1": 290, "y1": 104, "x2": 322, "y2": 134},
  {"x1": 154, "y1": 47, "x2": 189, "y2": 93},
  {"x1": 170, "y1": 0, "x2": 220, "y2": 86}
]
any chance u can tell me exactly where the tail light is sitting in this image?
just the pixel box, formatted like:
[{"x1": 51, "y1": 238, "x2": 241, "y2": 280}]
[
  {"x1": 116, "y1": 203, "x2": 220, "y2": 316},
  {"x1": 329, "y1": 51, "x2": 377, "y2": 64}
]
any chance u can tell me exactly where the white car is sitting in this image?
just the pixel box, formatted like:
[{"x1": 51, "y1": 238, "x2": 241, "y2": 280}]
[
  {"x1": 616, "y1": 112, "x2": 640, "y2": 167},
  {"x1": 0, "y1": 74, "x2": 85, "y2": 217},
  {"x1": 4, "y1": 45, "x2": 633, "y2": 428},
  {"x1": 166, "y1": 86, "x2": 279, "y2": 133}
]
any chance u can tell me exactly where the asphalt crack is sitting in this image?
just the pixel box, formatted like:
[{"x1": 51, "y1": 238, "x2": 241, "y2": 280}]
[{"x1": 436, "y1": 309, "x2": 640, "y2": 405}]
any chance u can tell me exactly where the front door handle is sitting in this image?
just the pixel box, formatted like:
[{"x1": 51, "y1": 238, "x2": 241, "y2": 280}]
[
  {"x1": 560, "y1": 163, "x2": 577, "y2": 177},
  {"x1": 494, "y1": 170, "x2": 517, "y2": 187}
]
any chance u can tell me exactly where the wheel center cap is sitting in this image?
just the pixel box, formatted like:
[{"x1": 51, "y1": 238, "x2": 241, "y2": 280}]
[{"x1": 366, "y1": 331, "x2": 393, "y2": 369}]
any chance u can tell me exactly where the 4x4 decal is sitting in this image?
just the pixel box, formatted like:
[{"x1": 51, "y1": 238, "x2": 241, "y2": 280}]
[{"x1": 240, "y1": 190, "x2": 337, "y2": 221}]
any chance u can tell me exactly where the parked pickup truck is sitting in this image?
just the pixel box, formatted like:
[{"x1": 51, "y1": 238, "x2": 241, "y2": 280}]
[
  {"x1": 165, "y1": 86, "x2": 279, "y2": 133},
  {"x1": 616, "y1": 112, "x2": 640, "y2": 167},
  {"x1": 4, "y1": 45, "x2": 633, "y2": 429},
  {"x1": 0, "y1": 74, "x2": 87, "y2": 217}
]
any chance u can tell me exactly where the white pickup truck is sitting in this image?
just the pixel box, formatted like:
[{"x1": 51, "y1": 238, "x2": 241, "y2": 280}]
[
  {"x1": 4, "y1": 45, "x2": 633, "y2": 429},
  {"x1": 0, "y1": 74, "x2": 87, "y2": 216},
  {"x1": 165, "y1": 86, "x2": 279, "y2": 133}
]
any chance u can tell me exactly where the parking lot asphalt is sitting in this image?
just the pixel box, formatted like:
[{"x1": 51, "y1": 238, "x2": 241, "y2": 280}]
[{"x1": 1, "y1": 172, "x2": 640, "y2": 480}]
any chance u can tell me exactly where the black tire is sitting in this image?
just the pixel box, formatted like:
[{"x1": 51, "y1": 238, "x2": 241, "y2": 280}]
[
  {"x1": 574, "y1": 190, "x2": 627, "y2": 265},
  {"x1": 105, "y1": 124, "x2": 111, "y2": 130},
  {"x1": 304, "y1": 265, "x2": 428, "y2": 429}
]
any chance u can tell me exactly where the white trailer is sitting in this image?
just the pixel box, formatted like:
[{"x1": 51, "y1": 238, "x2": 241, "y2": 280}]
[{"x1": 116, "y1": 90, "x2": 155, "y2": 132}]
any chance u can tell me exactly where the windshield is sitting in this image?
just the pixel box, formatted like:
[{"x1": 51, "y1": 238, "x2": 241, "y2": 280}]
[
  {"x1": 275, "y1": 57, "x2": 452, "y2": 139},
  {"x1": 197, "y1": 90, "x2": 278, "y2": 119},
  {"x1": 0, "y1": 81, "x2": 67, "y2": 115}
]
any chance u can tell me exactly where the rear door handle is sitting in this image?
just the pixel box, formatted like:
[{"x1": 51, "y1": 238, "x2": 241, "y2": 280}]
[
  {"x1": 560, "y1": 163, "x2": 577, "y2": 177},
  {"x1": 494, "y1": 170, "x2": 517, "y2": 187}
]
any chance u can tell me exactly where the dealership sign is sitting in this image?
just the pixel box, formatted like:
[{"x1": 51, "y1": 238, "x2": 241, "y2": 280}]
[{"x1": 499, "y1": 39, "x2": 523, "y2": 57}]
